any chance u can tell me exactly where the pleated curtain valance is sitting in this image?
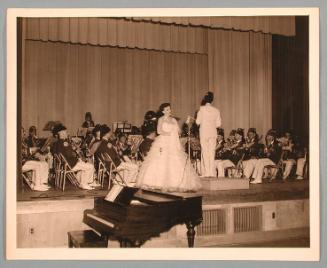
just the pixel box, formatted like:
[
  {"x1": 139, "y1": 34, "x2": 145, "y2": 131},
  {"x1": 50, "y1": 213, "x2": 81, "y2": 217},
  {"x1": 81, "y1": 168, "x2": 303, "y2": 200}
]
[
  {"x1": 23, "y1": 17, "x2": 209, "y2": 54},
  {"x1": 23, "y1": 16, "x2": 295, "y2": 54},
  {"x1": 129, "y1": 16, "x2": 295, "y2": 36}
]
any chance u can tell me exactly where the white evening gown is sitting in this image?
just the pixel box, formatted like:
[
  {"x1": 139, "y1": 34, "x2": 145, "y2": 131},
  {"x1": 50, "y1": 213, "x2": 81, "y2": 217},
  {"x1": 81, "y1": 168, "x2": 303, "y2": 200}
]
[{"x1": 136, "y1": 118, "x2": 201, "y2": 192}]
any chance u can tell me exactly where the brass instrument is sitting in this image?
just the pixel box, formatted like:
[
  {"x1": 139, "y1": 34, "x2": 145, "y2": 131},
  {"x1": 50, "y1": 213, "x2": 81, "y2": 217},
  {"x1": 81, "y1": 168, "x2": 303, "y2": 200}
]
[
  {"x1": 220, "y1": 137, "x2": 241, "y2": 153},
  {"x1": 21, "y1": 139, "x2": 30, "y2": 161},
  {"x1": 215, "y1": 140, "x2": 224, "y2": 151},
  {"x1": 68, "y1": 135, "x2": 87, "y2": 161},
  {"x1": 277, "y1": 136, "x2": 293, "y2": 160},
  {"x1": 263, "y1": 139, "x2": 276, "y2": 156},
  {"x1": 220, "y1": 138, "x2": 233, "y2": 152}
]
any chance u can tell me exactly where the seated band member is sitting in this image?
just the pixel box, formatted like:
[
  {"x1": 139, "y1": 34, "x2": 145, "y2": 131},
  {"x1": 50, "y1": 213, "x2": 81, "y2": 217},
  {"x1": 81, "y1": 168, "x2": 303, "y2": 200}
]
[
  {"x1": 82, "y1": 112, "x2": 95, "y2": 129},
  {"x1": 52, "y1": 124, "x2": 95, "y2": 190},
  {"x1": 88, "y1": 124, "x2": 102, "y2": 155},
  {"x1": 21, "y1": 128, "x2": 49, "y2": 191},
  {"x1": 95, "y1": 125, "x2": 138, "y2": 186},
  {"x1": 26, "y1": 126, "x2": 40, "y2": 148},
  {"x1": 141, "y1": 110, "x2": 158, "y2": 138},
  {"x1": 250, "y1": 129, "x2": 282, "y2": 184},
  {"x1": 139, "y1": 125, "x2": 156, "y2": 158},
  {"x1": 278, "y1": 130, "x2": 296, "y2": 180},
  {"x1": 116, "y1": 133, "x2": 132, "y2": 160},
  {"x1": 242, "y1": 128, "x2": 262, "y2": 179},
  {"x1": 226, "y1": 129, "x2": 236, "y2": 145},
  {"x1": 214, "y1": 128, "x2": 229, "y2": 177},
  {"x1": 296, "y1": 147, "x2": 308, "y2": 180},
  {"x1": 216, "y1": 128, "x2": 244, "y2": 178},
  {"x1": 81, "y1": 112, "x2": 96, "y2": 150},
  {"x1": 22, "y1": 160, "x2": 50, "y2": 191}
]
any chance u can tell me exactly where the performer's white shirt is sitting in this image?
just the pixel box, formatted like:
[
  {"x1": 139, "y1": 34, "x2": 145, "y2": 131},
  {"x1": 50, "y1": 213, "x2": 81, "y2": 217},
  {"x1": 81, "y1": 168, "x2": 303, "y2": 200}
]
[{"x1": 196, "y1": 103, "x2": 222, "y2": 138}]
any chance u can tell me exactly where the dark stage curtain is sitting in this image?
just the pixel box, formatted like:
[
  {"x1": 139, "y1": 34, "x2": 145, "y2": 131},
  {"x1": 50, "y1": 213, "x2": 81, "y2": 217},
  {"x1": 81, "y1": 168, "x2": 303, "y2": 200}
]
[{"x1": 272, "y1": 16, "x2": 309, "y2": 145}]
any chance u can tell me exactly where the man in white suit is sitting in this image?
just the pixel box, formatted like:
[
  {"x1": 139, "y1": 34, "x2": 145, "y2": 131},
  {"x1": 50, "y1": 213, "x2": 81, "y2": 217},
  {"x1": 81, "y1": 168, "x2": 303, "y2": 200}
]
[{"x1": 196, "y1": 92, "x2": 222, "y2": 177}]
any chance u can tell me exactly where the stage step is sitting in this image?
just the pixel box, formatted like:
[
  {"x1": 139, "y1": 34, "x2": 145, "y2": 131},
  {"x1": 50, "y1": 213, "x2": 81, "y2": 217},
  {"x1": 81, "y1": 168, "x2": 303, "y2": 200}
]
[{"x1": 201, "y1": 177, "x2": 249, "y2": 191}]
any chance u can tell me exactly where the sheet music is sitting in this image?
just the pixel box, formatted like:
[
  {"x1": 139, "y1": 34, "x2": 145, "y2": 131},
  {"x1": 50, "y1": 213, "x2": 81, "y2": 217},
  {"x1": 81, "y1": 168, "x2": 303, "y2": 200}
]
[{"x1": 104, "y1": 184, "x2": 124, "y2": 202}]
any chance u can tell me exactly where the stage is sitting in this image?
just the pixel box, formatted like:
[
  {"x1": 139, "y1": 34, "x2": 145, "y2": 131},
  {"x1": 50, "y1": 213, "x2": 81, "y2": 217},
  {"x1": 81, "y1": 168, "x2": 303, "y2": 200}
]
[
  {"x1": 18, "y1": 178, "x2": 309, "y2": 204},
  {"x1": 16, "y1": 179, "x2": 309, "y2": 248}
]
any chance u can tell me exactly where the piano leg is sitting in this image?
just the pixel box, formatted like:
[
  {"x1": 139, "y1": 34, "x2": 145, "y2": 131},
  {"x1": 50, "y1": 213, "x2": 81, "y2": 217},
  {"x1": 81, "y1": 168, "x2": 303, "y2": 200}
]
[
  {"x1": 186, "y1": 221, "x2": 196, "y2": 248},
  {"x1": 119, "y1": 239, "x2": 143, "y2": 247},
  {"x1": 101, "y1": 234, "x2": 109, "y2": 247},
  {"x1": 120, "y1": 239, "x2": 133, "y2": 247},
  {"x1": 119, "y1": 239, "x2": 126, "y2": 248}
]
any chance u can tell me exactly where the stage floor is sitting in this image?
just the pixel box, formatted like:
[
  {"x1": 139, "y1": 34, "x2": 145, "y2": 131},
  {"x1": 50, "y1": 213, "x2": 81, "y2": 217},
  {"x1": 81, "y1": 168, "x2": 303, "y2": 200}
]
[{"x1": 17, "y1": 178, "x2": 309, "y2": 205}]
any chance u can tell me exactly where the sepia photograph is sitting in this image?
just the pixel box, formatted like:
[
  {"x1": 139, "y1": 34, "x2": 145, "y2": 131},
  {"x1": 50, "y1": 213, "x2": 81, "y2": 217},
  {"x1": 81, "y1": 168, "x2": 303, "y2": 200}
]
[{"x1": 6, "y1": 8, "x2": 319, "y2": 260}]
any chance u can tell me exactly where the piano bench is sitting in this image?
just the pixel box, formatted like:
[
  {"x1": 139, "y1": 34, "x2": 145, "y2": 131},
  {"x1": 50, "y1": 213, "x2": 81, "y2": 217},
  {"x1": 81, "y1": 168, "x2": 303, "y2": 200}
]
[{"x1": 68, "y1": 230, "x2": 107, "y2": 248}]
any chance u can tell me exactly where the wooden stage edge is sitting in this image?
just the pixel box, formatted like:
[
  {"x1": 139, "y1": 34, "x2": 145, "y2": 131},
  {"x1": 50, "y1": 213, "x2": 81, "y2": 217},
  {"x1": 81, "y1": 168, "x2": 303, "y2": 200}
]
[
  {"x1": 16, "y1": 179, "x2": 310, "y2": 248},
  {"x1": 17, "y1": 178, "x2": 309, "y2": 205}
]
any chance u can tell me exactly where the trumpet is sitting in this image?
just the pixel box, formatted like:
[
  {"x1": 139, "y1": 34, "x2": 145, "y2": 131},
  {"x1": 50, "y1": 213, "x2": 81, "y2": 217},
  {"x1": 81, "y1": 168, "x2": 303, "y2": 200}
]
[{"x1": 68, "y1": 135, "x2": 87, "y2": 161}]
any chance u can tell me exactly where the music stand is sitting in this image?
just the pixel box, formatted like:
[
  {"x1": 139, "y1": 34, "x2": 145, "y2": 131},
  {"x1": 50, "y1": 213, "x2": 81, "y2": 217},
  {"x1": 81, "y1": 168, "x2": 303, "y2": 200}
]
[
  {"x1": 77, "y1": 127, "x2": 88, "y2": 138},
  {"x1": 104, "y1": 185, "x2": 138, "y2": 205}
]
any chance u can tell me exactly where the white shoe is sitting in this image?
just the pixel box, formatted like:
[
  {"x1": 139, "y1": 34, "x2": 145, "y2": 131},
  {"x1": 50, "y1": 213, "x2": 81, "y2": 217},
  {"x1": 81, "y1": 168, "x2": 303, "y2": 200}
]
[
  {"x1": 88, "y1": 181, "x2": 101, "y2": 187},
  {"x1": 80, "y1": 184, "x2": 94, "y2": 190},
  {"x1": 250, "y1": 180, "x2": 261, "y2": 184},
  {"x1": 296, "y1": 175, "x2": 304, "y2": 180},
  {"x1": 33, "y1": 186, "x2": 48, "y2": 191}
]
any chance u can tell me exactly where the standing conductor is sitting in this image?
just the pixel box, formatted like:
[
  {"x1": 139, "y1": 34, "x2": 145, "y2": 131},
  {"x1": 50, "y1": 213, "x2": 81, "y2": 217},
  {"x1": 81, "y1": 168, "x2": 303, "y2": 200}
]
[{"x1": 196, "y1": 92, "x2": 222, "y2": 177}]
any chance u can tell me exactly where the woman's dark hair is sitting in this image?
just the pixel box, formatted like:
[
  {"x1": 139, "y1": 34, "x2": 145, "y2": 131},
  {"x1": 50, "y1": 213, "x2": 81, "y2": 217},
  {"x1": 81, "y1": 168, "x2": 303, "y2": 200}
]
[
  {"x1": 159, "y1": 102, "x2": 171, "y2": 112},
  {"x1": 157, "y1": 102, "x2": 171, "y2": 117},
  {"x1": 85, "y1": 112, "x2": 92, "y2": 121},
  {"x1": 203, "y1": 91, "x2": 214, "y2": 104},
  {"x1": 100, "y1": 124, "x2": 111, "y2": 138},
  {"x1": 144, "y1": 110, "x2": 157, "y2": 121},
  {"x1": 29, "y1": 126, "x2": 37, "y2": 134},
  {"x1": 92, "y1": 124, "x2": 101, "y2": 136}
]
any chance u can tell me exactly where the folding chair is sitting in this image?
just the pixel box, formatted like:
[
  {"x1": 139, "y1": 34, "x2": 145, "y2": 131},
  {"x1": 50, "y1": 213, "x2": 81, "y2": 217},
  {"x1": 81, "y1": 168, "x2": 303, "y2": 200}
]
[
  {"x1": 303, "y1": 151, "x2": 309, "y2": 180},
  {"x1": 128, "y1": 135, "x2": 143, "y2": 163},
  {"x1": 101, "y1": 153, "x2": 127, "y2": 188},
  {"x1": 22, "y1": 170, "x2": 35, "y2": 190},
  {"x1": 95, "y1": 154, "x2": 109, "y2": 189},
  {"x1": 226, "y1": 153, "x2": 245, "y2": 178},
  {"x1": 264, "y1": 154, "x2": 284, "y2": 181},
  {"x1": 59, "y1": 153, "x2": 81, "y2": 191},
  {"x1": 53, "y1": 154, "x2": 64, "y2": 189}
]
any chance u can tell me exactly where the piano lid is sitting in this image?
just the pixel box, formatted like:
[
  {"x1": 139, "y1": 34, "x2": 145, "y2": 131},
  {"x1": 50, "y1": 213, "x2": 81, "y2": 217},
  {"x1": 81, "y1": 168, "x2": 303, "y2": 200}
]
[
  {"x1": 134, "y1": 189, "x2": 201, "y2": 205},
  {"x1": 103, "y1": 186, "x2": 202, "y2": 206}
]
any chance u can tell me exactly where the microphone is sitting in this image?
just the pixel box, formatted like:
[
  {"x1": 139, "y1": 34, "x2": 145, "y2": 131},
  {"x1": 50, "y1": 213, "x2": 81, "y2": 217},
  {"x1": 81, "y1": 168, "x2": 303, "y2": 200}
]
[{"x1": 186, "y1": 116, "x2": 195, "y2": 125}]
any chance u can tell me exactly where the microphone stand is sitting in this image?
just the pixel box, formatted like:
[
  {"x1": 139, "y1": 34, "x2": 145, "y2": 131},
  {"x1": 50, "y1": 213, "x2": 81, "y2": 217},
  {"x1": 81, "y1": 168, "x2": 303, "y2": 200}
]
[
  {"x1": 182, "y1": 121, "x2": 193, "y2": 183},
  {"x1": 188, "y1": 125, "x2": 191, "y2": 163}
]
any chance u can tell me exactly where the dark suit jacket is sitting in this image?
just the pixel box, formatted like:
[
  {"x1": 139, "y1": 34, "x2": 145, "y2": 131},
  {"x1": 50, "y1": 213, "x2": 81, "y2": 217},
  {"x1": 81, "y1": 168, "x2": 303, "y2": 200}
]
[
  {"x1": 52, "y1": 139, "x2": 78, "y2": 168},
  {"x1": 95, "y1": 139, "x2": 122, "y2": 168}
]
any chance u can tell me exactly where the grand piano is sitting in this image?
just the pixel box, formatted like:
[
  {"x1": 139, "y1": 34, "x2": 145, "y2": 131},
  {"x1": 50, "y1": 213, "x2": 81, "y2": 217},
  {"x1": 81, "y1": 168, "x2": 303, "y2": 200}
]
[{"x1": 83, "y1": 186, "x2": 202, "y2": 247}]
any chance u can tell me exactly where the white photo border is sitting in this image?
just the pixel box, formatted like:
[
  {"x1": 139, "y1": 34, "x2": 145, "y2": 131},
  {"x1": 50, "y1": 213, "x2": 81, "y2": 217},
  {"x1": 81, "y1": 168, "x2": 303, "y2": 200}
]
[{"x1": 6, "y1": 7, "x2": 320, "y2": 261}]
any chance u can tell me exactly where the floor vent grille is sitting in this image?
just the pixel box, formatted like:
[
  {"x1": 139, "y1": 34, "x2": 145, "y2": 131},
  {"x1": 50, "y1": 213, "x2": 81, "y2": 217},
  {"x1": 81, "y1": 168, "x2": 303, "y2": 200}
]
[
  {"x1": 196, "y1": 209, "x2": 226, "y2": 236},
  {"x1": 234, "y1": 206, "x2": 262, "y2": 233}
]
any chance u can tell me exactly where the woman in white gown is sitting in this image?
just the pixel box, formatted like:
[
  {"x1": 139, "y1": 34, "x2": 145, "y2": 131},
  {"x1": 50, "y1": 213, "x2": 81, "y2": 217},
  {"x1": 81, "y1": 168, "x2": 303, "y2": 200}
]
[{"x1": 136, "y1": 103, "x2": 201, "y2": 192}]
